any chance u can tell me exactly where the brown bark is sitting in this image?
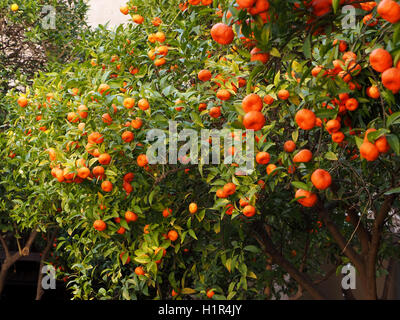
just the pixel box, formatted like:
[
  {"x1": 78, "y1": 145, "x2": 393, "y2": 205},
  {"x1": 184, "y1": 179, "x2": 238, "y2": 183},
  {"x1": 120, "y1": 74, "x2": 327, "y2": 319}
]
[
  {"x1": 252, "y1": 222, "x2": 327, "y2": 300},
  {"x1": 0, "y1": 230, "x2": 38, "y2": 296}
]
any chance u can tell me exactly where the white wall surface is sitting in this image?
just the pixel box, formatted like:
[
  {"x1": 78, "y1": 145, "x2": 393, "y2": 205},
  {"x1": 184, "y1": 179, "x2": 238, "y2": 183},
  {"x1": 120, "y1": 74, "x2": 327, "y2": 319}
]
[{"x1": 86, "y1": 0, "x2": 129, "y2": 28}]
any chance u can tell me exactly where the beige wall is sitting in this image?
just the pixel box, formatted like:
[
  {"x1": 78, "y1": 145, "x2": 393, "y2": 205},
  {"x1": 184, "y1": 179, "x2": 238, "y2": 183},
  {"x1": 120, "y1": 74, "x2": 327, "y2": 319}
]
[{"x1": 87, "y1": 0, "x2": 129, "y2": 28}]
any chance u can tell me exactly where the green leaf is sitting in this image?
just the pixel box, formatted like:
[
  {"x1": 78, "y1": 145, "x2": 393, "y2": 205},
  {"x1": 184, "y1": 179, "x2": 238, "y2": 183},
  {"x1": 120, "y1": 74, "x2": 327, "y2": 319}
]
[
  {"x1": 303, "y1": 34, "x2": 311, "y2": 59},
  {"x1": 387, "y1": 111, "x2": 400, "y2": 128},
  {"x1": 384, "y1": 187, "x2": 400, "y2": 195},
  {"x1": 181, "y1": 288, "x2": 197, "y2": 294},
  {"x1": 243, "y1": 245, "x2": 260, "y2": 253},
  {"x1": 325, "y1": 152, "x2": 338, "y2": 161},
  {"x1": 291, "y1": 181, "x2": 310, "y2": 191},
  {"x1": 387, "y1": 134, "x2": 400, "y2": 155}
]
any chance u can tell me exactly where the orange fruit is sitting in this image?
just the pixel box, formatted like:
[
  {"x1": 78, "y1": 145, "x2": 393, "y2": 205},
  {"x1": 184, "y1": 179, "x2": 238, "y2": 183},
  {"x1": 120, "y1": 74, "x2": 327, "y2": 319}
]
[
  {"x1": 209, "y1": 106, "x2": 221, "y2": 118},
  {"x1": 326, "y1": 119, "x2": 341, "y2": 134},
  {"x1": 223, "y1": 182, "x2": 236, "y2": 196},
  {"x1": 162, "y1": 208, "x2": 172, "y2": 218},
  {"x1": 98, "y1": 83, "x2": 110, "y2": 95},
  {"x1": 210, "y1": 23, "x2": 234, "y2": 45},
  {"x1": 382, "y1": 68, "x2": 400, "y2": 93},
  {"x1": 198, "y1": 69, "x2": 212, "y2": 81},
  {"x1": 237, "y1": 0, "x2": 256, "y2": 8},
  {"x1": 122, "y1": 131, "x2": 134, "y2": 143},
  {"x1": 311, "y1": 169, "x2": 332, "y2": 190},
  {"x1": 189, "y1": 203, "x2": 198, "y2": 214},
  {"x1": 239, "y1": 198, "x2": 249, "y2": 207},
  {"x1": 242, "y1": 93, "x2": 263, "y2": 113},
  {"x1": 266, "y1": 163, "x2": 277, "y2": 175},
  {"x1": 77, "y1": 167, "x2": 90, "y2": 179},
  {"x1": 216, "y1": 89, "x2": 231, "y2": 101},
  {"x1": 263, "y1": 95, "x2": 274, "y2": 105},
  {"x1": 120, "y1": 5, "x2": 129, "y2": 15},
  {"x1": 155, "y1": 31, "x2": 166, "y2": 43},
  {"x1": 137, "y1": 154, "x2": 149, "y2": 167},
  {"x1": 375, "y1": 136, "x2": 390, "y2": 153},
  {"x1": 67, "y1": 112, "x2": 79, "y2": 123},
  {"x1": 311, "y1": 66, "x2": 323, "y2": 77},
  {"x1": 250, "y1": 47, "x2": 270, "y2": 64},
  {"x1": 101, "y1": 181, "x2": 113, "y2": 192},
  {"x1": 366, "y1": 85, "x2": 380, "y2": 99},
  {"x1": 256, "y1": 151, "x2": 270, "y2": 164},
  {"x1": 360, "y1": 141, "x2": 380, "y2": 161},
  {"x1": 369, "y1": 48, "x2": 393, "y2": 73},
  {"x1": 88, "y1": 132, "x2": 104, "y2": 144},
  {"x1": 123, "y1": 97, "x2": 135, "y2": 109},
  {"x1": 295, "y1": 109, "x2": 316, "y2": 130},
  {"x1": 92, "y1": 166, "x2": 105, "y2": 179},
  {"x1": 138, "y1": 98, "x2": 150, "y2": 110},
  {"x1": 243, "y1": 111, "x2": 265, "y2": 131},
  {"x1": 77, "y1": 105, "x2": 88, "y2": 118},
  {"x1": 98, "y1": 153, "x2": 111, "y2": 165},
  {"x1": 206, "y1": 289, "x2": 215, "y2": 299},
  {"x1": 243, "y1": 205, "x2": 256, "y2": 217},
  {"x1": 332, "y1": 131, "x2": 345, "y2": 143},
  {"x1": 131, "y1": 118, "x2": 143, "y2": 129},
  {"x1": 125, "y1": 211, "x2": 138, "y2": 223},
  {"x1": 132, "y1": 14, "x2": 144, "y2": 24},
  {"x1": 168, "y1": 230, "x2": 179, "y2": 241},
  {"x1": 284, "y1": 140, "x2": 296, "y2": 153},
  {"x1": 93, "y1": 220, "x2": 106, "y2": 231},
  {"x1": 377, "y1": 0, "x2": 400, "y2": 24},
  {"x1": 135, "y1": 266, "x2": 145, "y2": 276},
  {"x1": 102, "y1": 113, "x2": 113, "y2": 125},
  {"x1": 295, "y1": 189, "x2": 317, "y2": 207},
  {"x1": 154, "y1": 58, "x2": 166, "y2": 66},
  {"x1": 293, "y1": 149, "x2": 313, "y2": 163},
  {"x1": 277, "y1": 89, "x2": 289, "y2": 100},
  {"x1": 216, "y1": 188, "x2": 229, "y2": 198},
  {"x1": 345, "y1": 98, "x2": 358, "y2": 111}
]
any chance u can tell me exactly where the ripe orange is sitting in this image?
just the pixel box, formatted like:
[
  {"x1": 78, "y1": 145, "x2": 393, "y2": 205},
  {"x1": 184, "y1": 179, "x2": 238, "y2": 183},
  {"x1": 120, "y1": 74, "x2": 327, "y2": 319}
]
[
  {"x1": 266, "y1": 164, "x2": 277, "y2": 175},
  {"x1": 242, "y1": 93, "x2": 263, "y2": 113},
  {"x1": 326, "y1": 119, "x2": 341, "y2": 134},
  {"x1": 284, "y1": 140, "x2": 296, "y2": 153},
  {"x1": 295, "y1": 109, "x2": 316, "y2": 130},
  {"x1": 117, "y1": 227, "x2": 126, "y2": 235},
  {"x1": 216, "y1": 188, "x2": 229, "y2": 198},
  {"x1": 293, "y1": 149, "x2": 313, "y2": 163},
  {"x1": 132, "y1": 14, "x2": 144, "y2": 24},
  {"x1": 123, "y1": 97, "x2": 135, "y2": 109},
  {"x1": 345, "y1": 98, "x2": 358, "y2": 111},
  {"x1": 360, "y1": 141, "x2": 380, "y2": 161},
  {"x1": 256, "y1": 151, "x2": 270, "y2": 164},
  {"x1": 168, "y1": 230, "x2": 179, "y2": 241},
  {"x1": 237, "y1": 0, "x2": 256, "y2": 8},
  {"x1": 382, "y1": 68, "x2": 400, "y2": 93},
  {"x1": 101, "y1": 181, "x2": 113, "y2": 192},
  {"x1": 125, "y1": 211, "x2": 138, "y2": 223},
  {"x1": 243, "y1": 205, "x2": 256, "y2": 217},
  {"x1": 98, "y1": 83, "x2": 110, "y2": 95},
  {"x1": 210, "y1": 23, "x2": 234, "y2": 45},
  {"x1": 216, "y1": 89, "x2": 231, "y2": 101},
  {"x1": 67, "y1": 112, "x2": 79, "y2": 123},
  {"x1": 162, "y1": 208, "x2": 172, "y2": 218},
  {"x1": 88, "y1": 132, "x2": 104, "y2": 144},
  {"x1": 377, "y1": 0, "x2": 400, "y2": 24},
  {"x1": 102, "y1": 113, "x2": 113, "y2": 125},
  {"x1": 138, "y1": 98, "x2": 150, "y2": 110},
  {"x1": 243, "y1": 111, "x2": 265, "y2": 131},
  {"x1": 77, "y1": 105, "x2": 88, "y2": 118},
  {"x1": 206, "y1": 289, "x2": 215, "y2": 299},
  {"x1": 77, "y1": 167, "x2": 90, "y2": 179},
  {"x1": 332, "y1": 131, "x2": 345, "y2": 143},
  {"x1": 189, "y1": 203, "x2": 198, "y2": 214},
  {"x1": 366, "y1": 86, "x2": 380, "y2": 99},
  {"x1": 277, "y1": 89, "x2": 289, "y2": 100},
  {"x1": 120, "y1": 5, "x2": 129, "y2": 15},
  {"x1": 98, "y1": 153, "x2": 111, "y2": 165},
  {"x1": 135, "y1": 266, "x2": 145, "y2": 276},
  {"x1": 92, "y1": 166, "x2": 105, "y2": 179},
  {"x1": 311, "y1": 169, "x2": 332, "y2": 190},
  {"x1": 209, "y1": 106, "x2": 221, "y2": 118},
  {"x1": 155, "y1": 31, "x2": 166, "y2": 43},
  {"x1": 369, "y1": 48, "x2": 393, "y2": 73},
  {"x1": 263, "y1": 95, "x2": 274, "y2": 105},
  {"x1": 311, "y1": 66, "x2": 323, "y2": 77},
  {"x1": 198, "y1": 69, "x2": 212, "y2": 81},
  {"x1": 223, "y1": 182, "x2": 236, "y2": 196},
  {"x1": 131, "y1": 118, "x2": 143, "y2": 129},
  {"x1": 295, "y1": 189, "x2": 317, "y2": 207},
  {"x1": 122, "y1": 131, "x2": 134, "y2": 143},
  {"x1": 154, "y1": 58, "x2": 166, "y2": 67},
  {"x1": 375, "y1": 136, "x2": 390, "y2": 153},
  {"x1": 250, "y1": 47, "x2": 270, "y2": 64},
  {"x1": 93, "y1": 220, "x2": 106, "y2": 231},
  {"x1": 137, "y1": 154, "x2": 149, "y2": 167}
]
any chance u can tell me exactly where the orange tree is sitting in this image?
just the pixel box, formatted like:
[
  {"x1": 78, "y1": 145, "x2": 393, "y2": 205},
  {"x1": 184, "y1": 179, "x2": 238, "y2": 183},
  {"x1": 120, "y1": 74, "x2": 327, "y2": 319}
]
[
  {"x1": 3, "y1": 0, "x2": 400, "y2": 300},
  {"x1": 0, "y1": 0, "x2": 88, "y2": 298}
]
